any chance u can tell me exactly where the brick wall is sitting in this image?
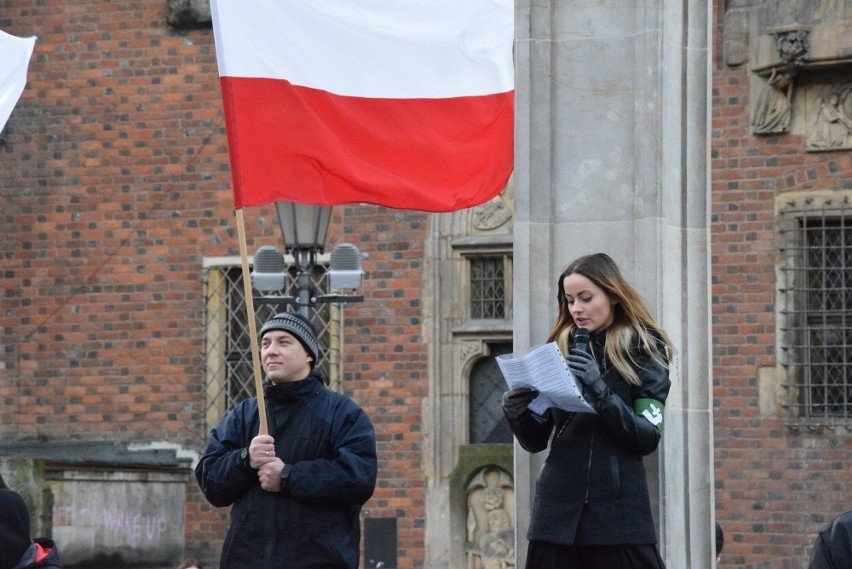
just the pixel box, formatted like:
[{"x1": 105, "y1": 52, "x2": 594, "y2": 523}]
[
  {"x1": 1, "y1": 3, "x2": 427, "y2": 567},
  {"x1": 711, "y1": 3, "x2": 852, "y2": 567},
  {"x1": 339, "y1": 205, "x2": 429, "y2": 565}
]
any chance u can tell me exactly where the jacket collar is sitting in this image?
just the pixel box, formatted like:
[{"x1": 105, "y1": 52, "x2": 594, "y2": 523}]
[{"x1": 264, "y1": 371, "x2": 324, "y2": 402}]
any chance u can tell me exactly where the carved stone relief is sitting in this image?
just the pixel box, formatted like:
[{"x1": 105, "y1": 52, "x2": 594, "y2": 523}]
[
  {"x1": 773, "y1": 29, "x2": 809, "y2": 66},
  {"x1": 460, "y1": 340, "x2": 485, "y2": 368},
  {"x1": 472, "y1": 194, "x2": 512, "y2": 232},
  {"x1": 167, "y1": 0, "x2": 211, "y2": 28},
  {"x1": 471, "y1": 175, "x2": 514, "y2": 234},
  {"x1": 730, "y1": 1, "x2": 852, "y2": 150},
  {"x1": 805, "y1": 83, "x2": 852, "y2": 151},
  {"x1": 465, "y1": 466, "x2": 515, "y2": 569},
  {"x1": 751, "y1": 29, "x2": 809, "y2": 135},
  {"x1": 752, "y1": 66, "x2": 796, "y2": 134}
]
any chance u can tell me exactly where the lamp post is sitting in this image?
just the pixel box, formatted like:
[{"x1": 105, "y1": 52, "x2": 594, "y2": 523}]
[
  {"x1": 276, "y1": 202, "x2": 332, "y2": 319},
  {"x1": 251, "y1": 202, "x2": 364, "y2": 319}
]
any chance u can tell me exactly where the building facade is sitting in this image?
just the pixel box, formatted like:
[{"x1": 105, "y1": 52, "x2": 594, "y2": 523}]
[
  {"x1": 1, "y1": 1, "x2": 850, "y2": 568},
  {"x1": 712, "y1": 1, "x2": 852, "y2": 566},
  {"x1": 0, "y1": 2, "x2": 514, "y2": 567}
]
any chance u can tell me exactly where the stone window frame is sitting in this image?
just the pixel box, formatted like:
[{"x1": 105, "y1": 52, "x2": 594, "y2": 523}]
[
  {"x1": 777, "y1": 191, "x2": 852, "y2": 432},
  {"x1": 422, "y1": 185, "x2": 514, "y2": 567},
  {"x1": 467, "y1": 341, "x2": 514, "y2": 444},
  {"x1": 450, "y1": 238, "x2": 514, "y2": 444},
  {"x1": 468, "y1": 256, "x2": 510, "y2": 320},
  {"x1": 454, "y1": 238, "x2": 514, "y2": 324}
]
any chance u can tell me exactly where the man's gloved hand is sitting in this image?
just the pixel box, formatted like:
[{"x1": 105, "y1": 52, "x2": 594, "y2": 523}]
[
  {"x1": 566, "y1": 349, "x2": 607, "y2": 400},
  {"x1": 501, "y1": 387, "x2": 539, "y2": 420}
]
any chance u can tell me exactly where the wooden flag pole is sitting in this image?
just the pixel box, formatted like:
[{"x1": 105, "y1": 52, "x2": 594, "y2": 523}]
[{"x1": 235, "y1": 208, "x2": 269, "y2": 435}]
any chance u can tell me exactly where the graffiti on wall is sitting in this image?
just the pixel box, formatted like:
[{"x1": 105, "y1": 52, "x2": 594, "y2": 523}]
[{"x1": 53, "y1": 505, "x2": 169, "y2": 546}]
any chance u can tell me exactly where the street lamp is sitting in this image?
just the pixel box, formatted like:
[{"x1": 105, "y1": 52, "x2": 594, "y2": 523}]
[
  {"x1": 276, "y1": 202, "x2": 331, "y2": 319},
  {"x1": 251, "y1": 202, "x2": 364, "y2": 318},
  {"x1": 276, "y1": 202, "x2": 332, "y2": 276}
]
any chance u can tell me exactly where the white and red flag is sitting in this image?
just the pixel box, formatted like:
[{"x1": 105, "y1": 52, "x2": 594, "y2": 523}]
[
  {"x1": 0, "y1": 30, "x2": 36, "y2": 132},
  {"x1": 210, "y1": 0, "x2": 514, "y2": 212}
]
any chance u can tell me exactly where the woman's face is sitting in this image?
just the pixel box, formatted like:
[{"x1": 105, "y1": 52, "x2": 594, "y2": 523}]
[{"x1": 561, "y1": 273, "x2": 615, "y2": 333}]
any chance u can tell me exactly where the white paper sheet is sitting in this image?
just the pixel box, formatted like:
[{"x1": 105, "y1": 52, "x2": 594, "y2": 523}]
[{"x1": 497, "y1": 342, "x2": 595, "y2": 414}]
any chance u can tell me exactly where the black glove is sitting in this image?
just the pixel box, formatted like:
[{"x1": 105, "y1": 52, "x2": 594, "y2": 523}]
[
  {"x1": 566, "y1": 349, "x2": 606, "y2": 400},
  {"x1": 501, "y1": 387, "x2": 539, "y2": 420}
]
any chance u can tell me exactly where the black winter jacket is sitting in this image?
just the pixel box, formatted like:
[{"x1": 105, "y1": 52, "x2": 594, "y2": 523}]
[
  {"x1": 195, "y1": 373, "x2": 377, "y2": 569},
  {"x1": 809, "y1": 510, "x2": 852, "y2": 569},
  {"x1": 0, "y1": 488, "x2": 62, "y2": 569},
  {"x1": 508, "y1": 331, "x2": 670, "y2": 546}
]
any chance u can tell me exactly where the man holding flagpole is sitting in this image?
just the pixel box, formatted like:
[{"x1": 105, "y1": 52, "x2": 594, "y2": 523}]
[
  {"x1": 195, "y1": 312, "x2": 377, "y2": 569},
  {"x1": 203, "y1": 0, "x2": 512, "y2": 563}
]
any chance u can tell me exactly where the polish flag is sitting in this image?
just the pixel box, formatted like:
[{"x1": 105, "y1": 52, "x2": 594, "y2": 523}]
[
  {"x1": 210, "y1": 0, "x2": 514, "y2": 212},
  {"x1": 0, "y1": 30, "x2": 36, "y2": 132}
]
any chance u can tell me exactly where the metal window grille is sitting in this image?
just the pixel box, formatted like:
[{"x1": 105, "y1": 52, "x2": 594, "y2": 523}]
[
  {"x1": 470, "y1": 257, "x2": 507, "y2": 319},
  {"x1": 469, "y1": 342, "x2": 514, "y2": 443},
  {"x1": 203, "y1": 262, "x2": 335, "y2": 428},
  {"x1": 779, "y1": 199, "x2": 852, "y2": 428}
]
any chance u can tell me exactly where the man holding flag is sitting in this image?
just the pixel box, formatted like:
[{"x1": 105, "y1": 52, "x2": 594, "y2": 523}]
[
  {"x1": 196, "y1": 312, "x2": 377, "y2": 569},
  {"x1": 202, "y1": 0, "x2": 514, "y2": 565}
]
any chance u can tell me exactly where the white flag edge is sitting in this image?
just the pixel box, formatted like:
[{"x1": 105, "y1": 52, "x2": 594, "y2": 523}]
[
  {"x1": 0, "y1": 30, "x2": 37, "y2": 131},
  {"x1": 210, "y1": 0, "x2": 514, "y2": 99}
]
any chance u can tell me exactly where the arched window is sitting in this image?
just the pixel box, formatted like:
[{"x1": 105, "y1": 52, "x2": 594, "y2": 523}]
[{"x1": 469, "y1": 342, "x2": 514, "y2": 444}]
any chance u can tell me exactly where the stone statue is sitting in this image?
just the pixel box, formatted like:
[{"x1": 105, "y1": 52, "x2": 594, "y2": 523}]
[
  {"x1": 809, "y1": 88, "x2": 852, "y2": 150},
  {"x1": 466, "y1": 467, "x2": 515, "y2": 569},
  {"x1": 752, "y1": 67, "x2": 795, "y2": 135},
  {"x1": 479, "y1": 508, "x2": 515, "y2": 569}
]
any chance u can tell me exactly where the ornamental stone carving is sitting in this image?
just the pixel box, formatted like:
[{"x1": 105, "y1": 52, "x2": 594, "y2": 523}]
[
  {"x1": 751, "y1": 29, "x2": 809, "y2": 135},
  {"x1": 167, "y1": 0, "x2": 211, "y2": 27},
  {"x1": 465, "y1": 466, "x2": 515, "y2": 569},
  {"x1": 472, "y1": 194, "x2": 512, "y2": 232},
  {"x1": 772, "y1": 29, "x2": 809, "y2": 66},
  {"x1": 460, "y1": 340, "x2": 484, "y2": 368},
  {"x1": 752, "y1": 67, "x2": 796, "y2": 134},
  {"x1": 806, "y1": 83, "x2": 852, "y2": 151}
]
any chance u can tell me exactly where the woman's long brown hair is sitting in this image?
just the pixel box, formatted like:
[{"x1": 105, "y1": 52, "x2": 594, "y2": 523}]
[{"x1": 546, "y1": 253, "x2": 673, "y2": 385}]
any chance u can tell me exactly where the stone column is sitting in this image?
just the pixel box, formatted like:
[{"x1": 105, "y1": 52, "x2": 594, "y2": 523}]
[{"x1": 512, "y1": 0, "x2": 713, "y2": 566}]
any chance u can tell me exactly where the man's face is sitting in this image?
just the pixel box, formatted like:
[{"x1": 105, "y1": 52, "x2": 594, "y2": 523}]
[{"x1": 261, "y1": 330, "x2": 313, "y2": 383}]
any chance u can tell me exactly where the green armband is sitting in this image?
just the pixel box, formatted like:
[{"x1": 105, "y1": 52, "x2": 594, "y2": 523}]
[{"x1": 634, "y1": 398, "x2": 665, "y2": 434}]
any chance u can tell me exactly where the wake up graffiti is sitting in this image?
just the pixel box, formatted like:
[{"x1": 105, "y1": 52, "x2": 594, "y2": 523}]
[{"x1": 53, "y1": 505, "x2": 169, "y2": 546}]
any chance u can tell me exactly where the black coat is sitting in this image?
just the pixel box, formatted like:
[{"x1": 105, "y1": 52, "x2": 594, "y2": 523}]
[
  {"x1": 196, "y1": 373, "x2": 377, "y2": 569},
  {"x1": 0, "y1": 489, "x2": 61, "y2": 569},
  {"x1": 809, "y1": 511, "x2": 852, "y2": 569},
  {"x1": 507, "y1": 332, "x2": 670, "y2": 546}
]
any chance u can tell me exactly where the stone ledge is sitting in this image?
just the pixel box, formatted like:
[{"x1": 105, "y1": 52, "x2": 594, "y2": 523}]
[
  {"x1": 0, "y1": 441, "x2": 193, "y2": 471},
  {"x1": 752, "y1": 23, "x2": 852, "y2": 74}
]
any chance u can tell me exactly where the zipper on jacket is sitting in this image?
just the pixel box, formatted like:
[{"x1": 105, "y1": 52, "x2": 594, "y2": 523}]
[
  {"x1": 583, "y1": 421, "x2": 595, "y2": 503},
  {"x1": 583, "y1": 346, "x2": 607, "y2": 504}
]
